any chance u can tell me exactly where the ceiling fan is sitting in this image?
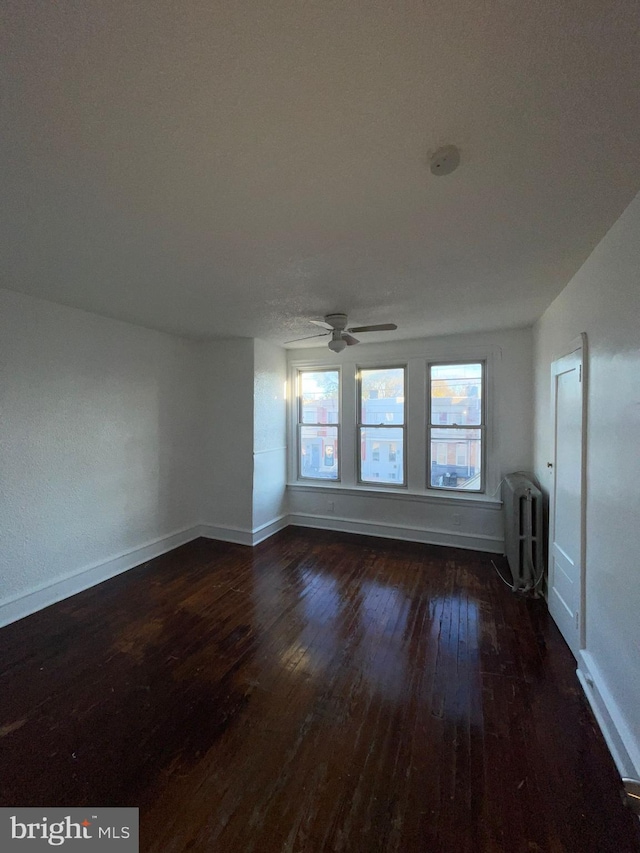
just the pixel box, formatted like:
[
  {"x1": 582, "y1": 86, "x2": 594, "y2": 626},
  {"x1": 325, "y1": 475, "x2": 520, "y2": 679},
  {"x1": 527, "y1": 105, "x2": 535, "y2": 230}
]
[{"x1": 286, "y1": 313, "x2": 398, "y2": 353}]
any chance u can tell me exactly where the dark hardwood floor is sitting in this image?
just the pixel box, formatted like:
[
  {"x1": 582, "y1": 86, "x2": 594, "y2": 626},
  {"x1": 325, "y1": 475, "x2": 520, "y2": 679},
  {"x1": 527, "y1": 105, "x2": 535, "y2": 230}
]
[{"x1": 1, "y1": 528, "x2": 638, "y2": 852}]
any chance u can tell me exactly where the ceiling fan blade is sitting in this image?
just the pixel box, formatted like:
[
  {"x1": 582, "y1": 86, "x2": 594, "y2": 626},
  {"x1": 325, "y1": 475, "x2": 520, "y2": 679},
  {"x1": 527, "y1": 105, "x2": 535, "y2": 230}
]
[
  {"x1": 347, "y1": 323, "x2": 398, "y2": 333},
  {"x1": 342, "y1": 334, "x2": 360, "y2": 346},
  {"x1": 309, "y1": 319, "x2": 334, "y2": 331},
  {"x1": 284, "y1": 332, "x2": 330, "y2": 344}
]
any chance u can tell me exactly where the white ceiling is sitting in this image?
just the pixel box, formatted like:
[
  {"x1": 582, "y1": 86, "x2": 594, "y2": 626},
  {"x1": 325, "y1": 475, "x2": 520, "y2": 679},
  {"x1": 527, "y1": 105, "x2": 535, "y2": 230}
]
[{"x1": 2, "y1": 1, "x2": 639, "y2": 346}]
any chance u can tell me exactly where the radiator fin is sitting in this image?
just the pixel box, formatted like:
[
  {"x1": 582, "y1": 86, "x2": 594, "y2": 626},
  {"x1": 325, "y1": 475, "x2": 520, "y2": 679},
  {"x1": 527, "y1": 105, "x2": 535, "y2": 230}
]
[{"x1": 502, "y1": 474, "x2": 543, "y2": 592}]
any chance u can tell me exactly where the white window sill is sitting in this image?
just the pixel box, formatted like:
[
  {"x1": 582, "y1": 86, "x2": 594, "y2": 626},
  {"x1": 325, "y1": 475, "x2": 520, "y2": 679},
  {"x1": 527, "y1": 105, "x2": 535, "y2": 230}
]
[{"x1": 287, "y1": 482, "x2": 502, "y2": 510}]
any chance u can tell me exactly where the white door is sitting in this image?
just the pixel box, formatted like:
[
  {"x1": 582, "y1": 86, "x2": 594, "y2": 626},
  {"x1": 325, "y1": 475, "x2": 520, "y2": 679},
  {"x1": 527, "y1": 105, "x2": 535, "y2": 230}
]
[{"x1": 548, "y1": 338, "x2": 585, "y2": 659}]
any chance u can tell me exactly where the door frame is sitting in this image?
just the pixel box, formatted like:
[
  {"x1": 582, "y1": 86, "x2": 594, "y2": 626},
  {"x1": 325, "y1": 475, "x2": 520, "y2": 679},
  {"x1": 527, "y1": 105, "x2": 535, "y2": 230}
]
[{"x1": 548, "y1": 333, "x2": 588, "y2": 653}]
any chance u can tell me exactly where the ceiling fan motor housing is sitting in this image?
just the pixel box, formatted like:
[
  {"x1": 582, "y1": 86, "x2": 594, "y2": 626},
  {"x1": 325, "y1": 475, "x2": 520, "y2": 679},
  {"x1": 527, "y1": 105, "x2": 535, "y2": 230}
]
[{"x1": 325, "y1": 313, "x2": 348, "y2": 331}]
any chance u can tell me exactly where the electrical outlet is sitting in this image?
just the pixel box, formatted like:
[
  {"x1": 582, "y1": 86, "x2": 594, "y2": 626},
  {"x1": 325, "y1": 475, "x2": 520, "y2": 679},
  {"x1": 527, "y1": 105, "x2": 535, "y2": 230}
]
[
  {"x1": 452, "y1": 514, "x2": 461, "y2": 527},
  {"x1": 327, "y1": 500, "x2": 335, "y2": 513}
]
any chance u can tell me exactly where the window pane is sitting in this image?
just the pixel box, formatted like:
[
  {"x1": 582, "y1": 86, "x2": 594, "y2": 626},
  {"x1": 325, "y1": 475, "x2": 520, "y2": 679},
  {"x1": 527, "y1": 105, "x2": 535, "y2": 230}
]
[
  {"x1": 360, "y1": 368, "x2": 405, "y2": 424},
  {"x1": 429, "y1": 428, "x2": 481, "y2": 490},
  {"x1": 300, "y1": 370, "x2": 339, "y2": 424},
  {"x1": 430, "y1": 363, "x2": 482, "y2": 426},
  {"x1": 300, "y1": 426, "x2": 338, "y2": 479},
  {"x1": 360, "y1": 427, "x2": 404, "y2": 485}
]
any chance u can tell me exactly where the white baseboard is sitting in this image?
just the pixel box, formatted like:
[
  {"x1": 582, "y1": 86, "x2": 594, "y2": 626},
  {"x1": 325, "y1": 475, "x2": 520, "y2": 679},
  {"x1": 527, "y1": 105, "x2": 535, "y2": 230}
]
[
  {"x1": 251, "y1": 515, "x2": 289, "y2": 545},
  {"x1": 0, "y1": 515, "x2": 501, "y2": 630},
  {"x1": 288, "y1": 512, "x2": 503, "y2": 553},
  {"x1": 198, "y1": 523, "x2": 254, "y2": 546},
  {"x1": 200, "y1": 513, "x2": 503, "y2": 553},
  {"x1": 199, "y1": 515, "x2": 290, "y2": 547},
  {"x1": 0, "y1": 525, "x2": 201, "y2": 629},
  {"x1": 577, "y1": 650, "x2": 640, "y2": 779}
]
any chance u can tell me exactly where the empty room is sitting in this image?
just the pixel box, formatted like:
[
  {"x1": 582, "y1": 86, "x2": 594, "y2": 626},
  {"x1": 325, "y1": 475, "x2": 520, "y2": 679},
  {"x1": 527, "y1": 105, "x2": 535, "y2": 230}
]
[{"x1": 1, "y1": 1, "x2": 639, "y2": 851}]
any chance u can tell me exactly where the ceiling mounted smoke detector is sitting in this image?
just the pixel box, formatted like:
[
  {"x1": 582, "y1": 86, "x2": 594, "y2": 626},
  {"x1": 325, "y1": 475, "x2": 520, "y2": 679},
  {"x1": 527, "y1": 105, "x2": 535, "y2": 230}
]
[{"x1": 430, "y1": 145, "x2": 460, "y2": 176}]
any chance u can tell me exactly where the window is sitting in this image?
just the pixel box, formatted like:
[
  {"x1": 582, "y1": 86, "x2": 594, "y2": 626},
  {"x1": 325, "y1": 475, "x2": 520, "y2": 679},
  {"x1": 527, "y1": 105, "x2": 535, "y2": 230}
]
[
  {"x1": 292, "y1": 356, "x2": 491, "y2": 496},
  {"x1": 428, "y1": 362, "x2": 484, "y2": 491},
  {"x1": 358, "y1": 366, "x2": 405, "y2": 485},
  {"x1": 298, "y1": 369, "x2": 340, "y2": 480}
]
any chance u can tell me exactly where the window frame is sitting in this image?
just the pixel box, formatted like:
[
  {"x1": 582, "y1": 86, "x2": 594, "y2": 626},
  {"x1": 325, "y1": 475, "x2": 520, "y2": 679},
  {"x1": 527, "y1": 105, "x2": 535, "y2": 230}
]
[
  {"x1": 356, "y1": 364, "x2": 407, "y2": 488},
  {"x1": 427, "y1": 360, "x2": 486, "y2": 493},
  {"x1": 297, "y1": 367, "x2": 341, "y2": 483},
  {"x1": 288, "y1": 348, "x2": 497, "y2": 501}
]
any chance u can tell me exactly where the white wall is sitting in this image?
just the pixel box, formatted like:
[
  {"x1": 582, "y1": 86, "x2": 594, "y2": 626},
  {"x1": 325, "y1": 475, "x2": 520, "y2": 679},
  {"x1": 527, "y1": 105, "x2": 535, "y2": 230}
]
[
  {"x1": 287, "y1": 327, "x2": 533, "y2": 551},
  {"x1": 0, "y1": 296, "x2": 288, "y2": 623},
  {"x1": 533, "y1": 191, "x2": 640, "y2": 777},
  {"x1": 198, "y1": 338, "x2": 288, "y2": 544},
  {"x1": 253, "y1": 339, "x2": 287, "y2": 534},
  {"x1": 0, "y1": 288, "x2": 201, "y2": 625},
  {"x1": 198, "y1": 338, "x2": 255, "y2": 536}
]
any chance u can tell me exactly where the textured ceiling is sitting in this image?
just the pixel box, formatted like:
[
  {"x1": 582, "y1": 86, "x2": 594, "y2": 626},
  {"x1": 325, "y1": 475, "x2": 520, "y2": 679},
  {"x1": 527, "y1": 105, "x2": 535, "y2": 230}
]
[{"x1": 2, "y1": 1, "x2": 639, "y2": 345}]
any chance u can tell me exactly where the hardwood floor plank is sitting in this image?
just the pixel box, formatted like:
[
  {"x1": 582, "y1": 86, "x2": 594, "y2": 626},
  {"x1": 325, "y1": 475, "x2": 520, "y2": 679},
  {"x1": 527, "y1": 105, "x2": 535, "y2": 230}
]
[{"x1": 1, "y1": 528, "x2": 638, "y2": 852}]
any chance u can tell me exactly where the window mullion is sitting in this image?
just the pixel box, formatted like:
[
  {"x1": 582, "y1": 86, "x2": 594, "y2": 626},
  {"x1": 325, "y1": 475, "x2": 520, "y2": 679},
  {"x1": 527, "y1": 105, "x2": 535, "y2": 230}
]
[{"x1": 340, "y1": 364, "x2": 356, "y2": 486}]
